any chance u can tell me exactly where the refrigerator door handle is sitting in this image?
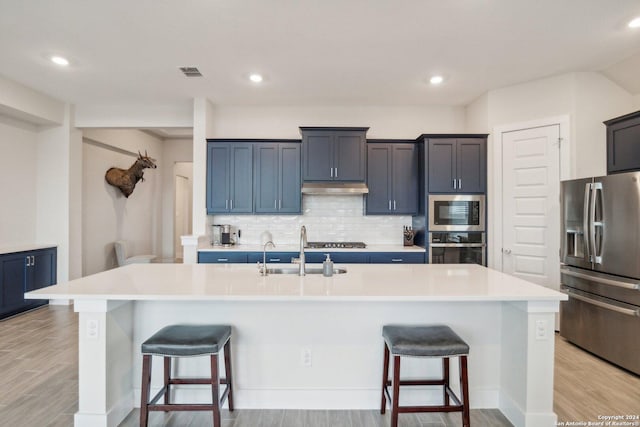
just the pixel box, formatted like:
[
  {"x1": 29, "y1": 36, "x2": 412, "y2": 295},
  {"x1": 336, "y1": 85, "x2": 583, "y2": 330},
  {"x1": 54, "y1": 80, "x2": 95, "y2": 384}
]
[
  {"x1": 592, "y1": 182, "x2": 603, "y2": 264},
  {"x1": 583, "y1": 182, "x2": 592, "y2": 262},
  {"x1": 561, "y1": 267, "x2": 640, "y2": 290},
  {"x1": 562, "y1": 287, "x2": 640, "y2": 317}
]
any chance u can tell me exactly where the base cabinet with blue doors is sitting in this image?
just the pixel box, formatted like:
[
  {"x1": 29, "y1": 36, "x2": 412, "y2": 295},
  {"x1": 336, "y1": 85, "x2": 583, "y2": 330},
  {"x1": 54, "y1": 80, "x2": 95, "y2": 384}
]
[
  {"x1": 199, "y1": 251, "x2": 424, "y2": 264},
  {"x1": 0, "y1": 247, "x2": 56, "y2": 319}
]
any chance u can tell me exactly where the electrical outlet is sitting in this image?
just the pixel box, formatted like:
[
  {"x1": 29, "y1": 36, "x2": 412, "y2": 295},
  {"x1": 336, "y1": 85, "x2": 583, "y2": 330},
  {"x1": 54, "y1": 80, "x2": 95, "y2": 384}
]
[
  {"x1": 87, "y1": 319, "x2": 99, "y2": 340},
  {"x1": 300, "y1": 347, "x2": 312, "y2": 367},
  {"x1": 535, "y1": 320, "x2": 548, "y2": 341}
]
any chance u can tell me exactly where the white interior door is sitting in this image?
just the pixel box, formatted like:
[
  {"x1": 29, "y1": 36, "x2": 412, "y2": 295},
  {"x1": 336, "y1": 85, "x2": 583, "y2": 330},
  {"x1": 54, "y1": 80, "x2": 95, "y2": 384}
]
[
  {"x1": 174, "y1": 174, "x2": 191, "y2": 260},
  {"x1": 502, "y1": 125, "x2": 561, "y2": 290}
]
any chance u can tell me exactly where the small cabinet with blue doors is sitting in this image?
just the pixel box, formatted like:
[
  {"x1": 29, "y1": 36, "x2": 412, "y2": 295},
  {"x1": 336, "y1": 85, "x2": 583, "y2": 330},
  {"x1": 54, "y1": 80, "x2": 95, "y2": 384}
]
[
  {"x1": 0, "y1": 247, "x2": 56, "y2": 319},
  {"x1": 206, "y1": 141, "x2": 253, "y2": 214},
  {"x1": 254, "y1": 142, "x2": 301, "y2": 213},
  {"x1": 366, "y1": 141, "x2": 419, "y2": 215},
  {"x1": 301, "y1": 127, "x2": 368, "y2": 182},
  {"x1": 422, "y1": 136, "x2": 487, "y2": 194}
]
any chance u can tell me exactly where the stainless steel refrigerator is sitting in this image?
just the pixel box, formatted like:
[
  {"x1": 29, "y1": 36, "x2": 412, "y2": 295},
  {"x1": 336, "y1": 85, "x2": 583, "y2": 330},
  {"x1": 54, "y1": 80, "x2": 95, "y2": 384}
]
[{"x1": 560, "y1": 171, "x2": 640, "y2": 375}]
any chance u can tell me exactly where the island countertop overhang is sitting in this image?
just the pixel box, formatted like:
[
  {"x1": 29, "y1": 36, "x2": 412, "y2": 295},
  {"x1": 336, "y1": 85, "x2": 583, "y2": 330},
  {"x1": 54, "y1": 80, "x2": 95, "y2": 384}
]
[{"x1": 25, "y1": 263, "x2": 567, "y2": 304}]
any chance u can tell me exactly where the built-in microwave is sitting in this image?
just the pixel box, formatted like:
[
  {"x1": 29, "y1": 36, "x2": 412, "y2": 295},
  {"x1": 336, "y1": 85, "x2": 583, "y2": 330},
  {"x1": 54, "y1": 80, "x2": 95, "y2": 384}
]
[{"x1": 428, "y1": 194, "x2": 485, "y2": 232}]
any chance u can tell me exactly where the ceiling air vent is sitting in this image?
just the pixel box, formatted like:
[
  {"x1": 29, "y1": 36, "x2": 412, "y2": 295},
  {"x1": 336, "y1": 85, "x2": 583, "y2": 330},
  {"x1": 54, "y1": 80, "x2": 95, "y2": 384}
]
[{"x1": 179, "y1": 67, "x2": 203, "y2": 77}]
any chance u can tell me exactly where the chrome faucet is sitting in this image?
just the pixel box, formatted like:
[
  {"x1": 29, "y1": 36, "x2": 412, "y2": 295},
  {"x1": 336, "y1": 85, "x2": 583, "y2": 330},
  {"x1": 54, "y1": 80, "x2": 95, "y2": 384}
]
[
  {"x1": 259, "y1": 241, "x2": 275, "y2": 276},
  {"x1": 291, "y1": 225, "x2": 307, "y2": 276}
]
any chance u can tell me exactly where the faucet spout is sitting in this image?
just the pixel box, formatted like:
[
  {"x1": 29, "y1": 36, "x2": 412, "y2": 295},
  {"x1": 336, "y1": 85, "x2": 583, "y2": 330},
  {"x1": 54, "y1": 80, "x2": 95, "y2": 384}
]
[
  {"x1": 299, "y1": 225, "x2": 307, "y2": 276},
  {"x1": 260, "y1": 241, "x2": 275, "y2": 276}
]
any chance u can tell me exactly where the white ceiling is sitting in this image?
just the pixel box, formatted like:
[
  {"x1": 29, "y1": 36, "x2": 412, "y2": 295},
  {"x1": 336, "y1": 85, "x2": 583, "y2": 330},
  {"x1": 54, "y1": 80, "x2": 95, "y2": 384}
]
[{"x1": 1, "y1": 0, "x2": 639, "y2": 111}]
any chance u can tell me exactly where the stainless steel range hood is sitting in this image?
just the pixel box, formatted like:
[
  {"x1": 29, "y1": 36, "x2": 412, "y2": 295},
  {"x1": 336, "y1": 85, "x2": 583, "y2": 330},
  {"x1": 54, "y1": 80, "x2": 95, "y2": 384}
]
[{"x1": 301, "y1": 182, "x2": 369, "y2": 195}]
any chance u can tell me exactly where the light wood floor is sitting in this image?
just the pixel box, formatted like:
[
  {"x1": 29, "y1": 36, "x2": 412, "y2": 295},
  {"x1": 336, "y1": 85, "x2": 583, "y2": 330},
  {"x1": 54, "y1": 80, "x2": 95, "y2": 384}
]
[{"x1": 0, "y1": 305, "x2": 638, "y2": 426}]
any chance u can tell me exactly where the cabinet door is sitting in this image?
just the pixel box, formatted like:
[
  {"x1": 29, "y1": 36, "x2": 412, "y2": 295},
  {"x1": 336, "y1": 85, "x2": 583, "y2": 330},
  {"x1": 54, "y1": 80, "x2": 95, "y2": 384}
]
[
  {"x1": 29, "y1": 249, "x2": 56, "y2": 291},
  {"x1": 0, "y1": 254, "x2": 27, "y2": 313},
  {"x1": 279, "y1": 143, "x2": 301, "y2": 213},
  {"x1": 303, "y1": 133, "x2": 333, "y2": 180},
  {"x1": 207, "y1": 143, "x2": 230, "y2": 213},
  {"x1": 428, "y1": 139, "x2": 456, "y2": 192},
  {"x1": 607, "y1": 114, "x2": 640, "y2": 173},
  {"x1": 254, "y1": 144, "x2": 279, "y2": 213},
  {"x1": 456, "y1": 139, "x2": 486, "y2": 193},
  {"x1": 230, "y1": 144, "x2": 253, "y2": 213},
  {"x1": 247, "y1": 252, "x2": 298, "y2": 264},
  {"x1": 391, "y1": 144, "x2": 418, "y2": 214},
  {"x1": 334, "y1": 132, "x2": 366, "y2": 181},
  {"x1": 366, "y1": 145, "x2": 391, "y2": 214}
]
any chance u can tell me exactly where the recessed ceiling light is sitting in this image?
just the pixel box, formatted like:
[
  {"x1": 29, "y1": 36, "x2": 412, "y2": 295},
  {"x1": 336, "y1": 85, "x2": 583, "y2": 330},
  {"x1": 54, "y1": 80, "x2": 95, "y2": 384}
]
[
  {"x1": 249, "y1": 73, "x2": 263, "y2": 83},
  {"x1": 430, "y1": 75, "x2": 444, "y2": 85},
  {"x1": 50, "y1": 56, "x2": 69, "y2": 66},
  {"x1": 629, "y1": 17, "x2": 640, "y2": 28}
]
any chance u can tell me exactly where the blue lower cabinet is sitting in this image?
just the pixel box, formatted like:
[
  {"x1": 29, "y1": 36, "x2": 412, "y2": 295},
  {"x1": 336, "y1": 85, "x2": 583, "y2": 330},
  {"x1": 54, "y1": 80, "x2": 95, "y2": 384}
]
[
  {"x1": 247, "y1": 252, "x2": 298, "y2": 264},
  {"x1": 368, "y1": 252, "x2": 425, "y2": 264},
  {"x1": 0, "y1": 247, "x2": 56, "y2": 319},
  {"x1": 198, "y1": 252, "x2": 248, "y2": 263}
]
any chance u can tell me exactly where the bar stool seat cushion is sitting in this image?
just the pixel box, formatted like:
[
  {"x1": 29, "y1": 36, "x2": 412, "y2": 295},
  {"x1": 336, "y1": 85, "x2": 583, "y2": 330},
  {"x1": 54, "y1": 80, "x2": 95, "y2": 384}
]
[
  {"x1": 382, "y1": 325, "x2": 469, "y2": 357},
  {"x1": 142, "y1": 324, "x2": 231, "y2": 357}
]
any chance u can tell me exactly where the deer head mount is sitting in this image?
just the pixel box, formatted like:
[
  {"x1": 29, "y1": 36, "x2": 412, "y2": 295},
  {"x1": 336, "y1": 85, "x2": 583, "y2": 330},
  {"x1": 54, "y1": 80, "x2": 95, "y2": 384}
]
[{"x1": 105, "y1": 151, "x2": 157, "y2": 198}]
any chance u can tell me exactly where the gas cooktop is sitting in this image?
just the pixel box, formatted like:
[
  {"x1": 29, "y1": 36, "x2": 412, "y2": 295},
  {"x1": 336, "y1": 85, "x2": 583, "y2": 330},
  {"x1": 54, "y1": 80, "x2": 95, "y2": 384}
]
[{"x1": 306, "y1": 241, "x2": 367, "y2": 249}]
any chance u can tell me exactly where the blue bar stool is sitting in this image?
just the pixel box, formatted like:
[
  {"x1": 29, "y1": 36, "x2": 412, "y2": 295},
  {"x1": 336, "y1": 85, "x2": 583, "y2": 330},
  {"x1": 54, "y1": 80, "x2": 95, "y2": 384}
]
[
  {"x1": 381, "y1": 324, "x2": 470, "y2": 427},
  {"x1": 139, "y1": 324, "x2": 234, "y2": 427}
]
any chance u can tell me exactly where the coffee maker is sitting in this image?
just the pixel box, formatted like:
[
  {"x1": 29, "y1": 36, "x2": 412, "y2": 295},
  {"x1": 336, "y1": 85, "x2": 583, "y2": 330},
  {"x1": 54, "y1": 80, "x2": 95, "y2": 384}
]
[{"x1": 211, "y1": 224, "x2": 235, "y2": 246}]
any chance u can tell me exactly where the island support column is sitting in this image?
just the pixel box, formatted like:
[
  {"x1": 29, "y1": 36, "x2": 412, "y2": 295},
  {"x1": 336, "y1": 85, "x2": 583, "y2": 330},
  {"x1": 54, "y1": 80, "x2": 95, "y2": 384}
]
[
  {"x1": 74, "y1": 300, "x2": 134, "y2": 427},
  {"x1": 500, "y1": 300, "x2": 559, "y2": 427}
]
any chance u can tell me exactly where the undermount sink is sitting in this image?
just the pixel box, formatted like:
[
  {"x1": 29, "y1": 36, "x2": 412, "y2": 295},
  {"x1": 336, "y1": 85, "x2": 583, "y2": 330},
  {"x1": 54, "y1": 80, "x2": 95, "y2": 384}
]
[{"x1": 264, "y1": 267, "x2": 347, "y2": 275}]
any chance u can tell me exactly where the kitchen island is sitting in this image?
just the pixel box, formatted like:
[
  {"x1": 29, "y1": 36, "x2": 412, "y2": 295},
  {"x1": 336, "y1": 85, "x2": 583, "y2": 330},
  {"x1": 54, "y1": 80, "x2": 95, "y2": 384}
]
[{"x1": 26, "y1": 263, "x2": 566, "y2": 427}]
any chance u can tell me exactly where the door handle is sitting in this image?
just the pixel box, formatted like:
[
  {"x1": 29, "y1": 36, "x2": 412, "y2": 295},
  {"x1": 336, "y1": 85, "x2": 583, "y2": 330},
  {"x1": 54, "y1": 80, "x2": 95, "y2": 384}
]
[
  {"x1": 26, "y1": 256, "x2": 31, "y2": 267},
  {"x1": 279, "y1": 200, "x2": 282, "y2": 210},
  {"x1": 31, "y1": 256, "x2": 35, "y2": 265},
  {"x1": 230, "y1": 199, "x2": 233, "y2": 210},
  {"x1": 330, "y1": 168, "x2": 334, "y2": 178},
  {"x1": 217, "y1": 258, "x2": 229, "y2": 262},
  {"x1": 592, "y1": 182, "x2": 603, "y2": 264},
  {"x1": 503, "y1": 249, "x2": 512, "y2": 254},
  {"x1": 562, "y1": 287, "x2": 639, "y2": 317},
  {"x1": 453, "y1": 179, "x2": 457, "y2": 189},
  {"x1": 583, "y1": 183, "x2": 591, "y2": 262},
  {"x1": 458, "y1": 179, "x2": 462, "y2": 189},
  {"x1": 393, "y1": 200, "x2": 396, "y2": 210},
  {"x1": 335, "y1": 168, "x2": 337, "y2": 178},
  {"x1": 388, "y1": 200, "x2": 392, "y2": 211},
  {"x1": 225, "y1": 199, "x2": 229, "y2": 210}
]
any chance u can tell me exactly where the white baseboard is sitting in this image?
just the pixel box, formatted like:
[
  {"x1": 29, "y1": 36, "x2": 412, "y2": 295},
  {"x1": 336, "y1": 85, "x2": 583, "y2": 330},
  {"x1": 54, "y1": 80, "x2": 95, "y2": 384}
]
[{"x1": 74, "y1": 391, "x2": 133, "y2": 427}]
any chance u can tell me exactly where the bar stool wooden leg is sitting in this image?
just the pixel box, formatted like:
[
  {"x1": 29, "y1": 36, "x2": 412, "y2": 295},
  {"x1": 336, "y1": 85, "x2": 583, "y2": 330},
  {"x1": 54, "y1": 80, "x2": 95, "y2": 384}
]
[
  {"x1": 140, "y1": 354, "x2": 152, "y2": 427},
  {"x1": 381, "y1": 343, "x2": 390, "y2": 414},
  {"x1": 443, "y1": 357, "x2": 450, "y2": 405},
  {"x1": 163, "y1": 357, "x2": 171, "y2": 406},
  {"x1": 460, "y1": 355, "x2": 470, "y2": 427},
  {"x1": 224, "y1": 339, "x2": 234, "y2": 411},
  {"x1": 210, "y1": 354, "x2": 221, "y2": 427},
  {"x1": 391, "y1": 355, "x2": 401, "y2": 427}
]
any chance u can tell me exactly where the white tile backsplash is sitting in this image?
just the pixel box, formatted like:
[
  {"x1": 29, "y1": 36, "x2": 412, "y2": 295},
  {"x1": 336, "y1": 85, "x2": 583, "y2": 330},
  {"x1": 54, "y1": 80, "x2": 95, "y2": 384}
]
[{"x1": 208, "y1": 195, "x2": 412, "y2": 245}]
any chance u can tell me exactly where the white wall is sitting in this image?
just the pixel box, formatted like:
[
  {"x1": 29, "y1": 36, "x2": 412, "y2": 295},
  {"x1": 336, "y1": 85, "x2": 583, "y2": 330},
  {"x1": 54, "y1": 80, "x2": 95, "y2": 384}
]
[
  {"x1": 464, "y1": 93, "x2": 489, "y2": 134},
  {"x1": 572, "y1": 72, "x2": 634, "y2": 178},
  {"x1": 0, "y1": 116, "x2": 39, "y2": 246},
  {"x1": 81, "y1": 129, "x2": 163, "y2": 275},
  {"x1": 160, "y1": 138, "x2": 192, "y2": 260},
  {"x1": 0, "y1": 75, "x2": 64, "y2": 125},
  {"x1": 75, "y1": 103, "x2": 193, "y2": 128}
]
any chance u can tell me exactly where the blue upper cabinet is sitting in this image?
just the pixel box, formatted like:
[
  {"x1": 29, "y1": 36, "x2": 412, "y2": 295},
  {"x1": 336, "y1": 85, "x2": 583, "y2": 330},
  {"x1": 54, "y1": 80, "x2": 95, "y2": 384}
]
[
  {"x1": 301, "y1": 127, "x2": 368, "y2": 181},
  {"x1": 366, "y1": 142, "x2": 418, "y2": 215},
  {"x1": 254, "y1": 142, "x2": 301, "y2": 214},
  {"x1": 207, "y1": 142, "x2": 253, "y2": 214},
  {"x1": 425, "y1": 136, "x2": 487, "y2": 193}
]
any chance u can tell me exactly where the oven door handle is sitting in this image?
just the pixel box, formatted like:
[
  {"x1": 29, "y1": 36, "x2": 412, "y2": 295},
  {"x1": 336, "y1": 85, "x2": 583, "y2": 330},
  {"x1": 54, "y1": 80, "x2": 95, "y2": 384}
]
[
  {"x1": 430, "y1": 243, "x2": 486, "y2": 248},
  {"x1": 562, "y1": 287, "x2": 640, "y2": 317},
  {"x1": 561, "y1": 267, "x2": 639, "y2": 290}
]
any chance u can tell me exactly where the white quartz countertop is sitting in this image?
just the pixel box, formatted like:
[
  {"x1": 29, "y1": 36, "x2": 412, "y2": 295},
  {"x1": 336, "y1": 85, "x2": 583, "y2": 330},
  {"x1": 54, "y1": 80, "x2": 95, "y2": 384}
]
[
  {"x1": 0, "y1": 244, "x2": 57, "y2": 255},
  {"x1": 26, "y1": 263, "x2": 567, "y2": 303},
  {"x1": 198, "y1": 243, "x2": 425, "y2": 253}
]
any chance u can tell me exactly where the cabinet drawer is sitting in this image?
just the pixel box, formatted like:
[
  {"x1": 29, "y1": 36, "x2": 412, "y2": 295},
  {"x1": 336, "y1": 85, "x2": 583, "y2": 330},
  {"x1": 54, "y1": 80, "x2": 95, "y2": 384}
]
[
  {"x1": 247, "y1": 252, "x2": 298, "y2": 264},
  {"x1": 305, "y1": 252, "x2": 369, "y2": 264},
  {"x1": 369, "y1": 252, "x2": 424, "y2": 264},
  {"x1": 198, "y1": 252, "x2": 248, "y2": 263}
]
